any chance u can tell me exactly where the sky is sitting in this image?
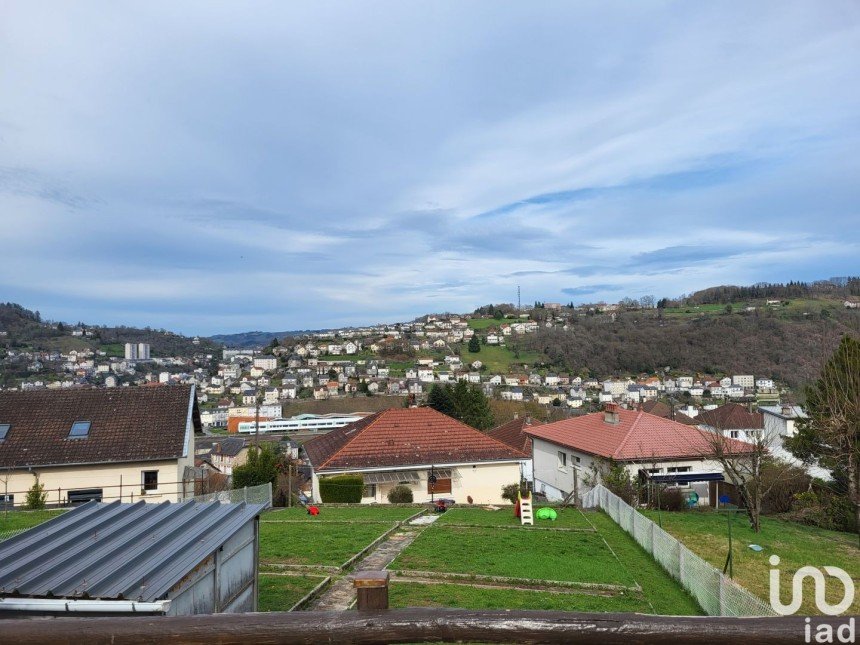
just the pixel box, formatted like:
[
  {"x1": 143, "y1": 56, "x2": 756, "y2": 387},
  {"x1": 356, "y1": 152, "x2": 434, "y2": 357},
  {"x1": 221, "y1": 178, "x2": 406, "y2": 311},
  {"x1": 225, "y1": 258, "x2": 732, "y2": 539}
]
[{"x1": 1, "y1": 2, "x2": 859, "y2": 335}]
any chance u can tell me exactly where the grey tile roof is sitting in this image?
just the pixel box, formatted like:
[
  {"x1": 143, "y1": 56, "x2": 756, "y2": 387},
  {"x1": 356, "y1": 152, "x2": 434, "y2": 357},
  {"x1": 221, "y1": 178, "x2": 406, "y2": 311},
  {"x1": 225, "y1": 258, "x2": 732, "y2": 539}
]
[{"x1": 0, "y1": 499, "x2": 264, "y2": 601}]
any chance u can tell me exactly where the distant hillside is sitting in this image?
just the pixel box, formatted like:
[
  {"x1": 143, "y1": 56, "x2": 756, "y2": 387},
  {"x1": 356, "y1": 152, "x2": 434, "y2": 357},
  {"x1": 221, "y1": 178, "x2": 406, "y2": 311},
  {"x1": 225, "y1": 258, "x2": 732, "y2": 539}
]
[
  {"x1": 521, "y1": 303, "x2": 859, "y2": 388},
  {"x1": 0, "y1": 303, "x2": 220, "y2": 357},
  {"x1": 208, "y1": 330, "x2": 313, "y2": 349}
]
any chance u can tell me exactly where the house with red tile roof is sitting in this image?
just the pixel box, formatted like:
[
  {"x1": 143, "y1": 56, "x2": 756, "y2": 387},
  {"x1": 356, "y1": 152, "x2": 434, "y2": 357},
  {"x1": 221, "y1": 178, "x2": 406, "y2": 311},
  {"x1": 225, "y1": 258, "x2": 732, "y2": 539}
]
[
  {"x1": 487, "y1": 415, "x2": 540, "y2": 483},
  {"x1": 303, "y1": 407, "x2": 526, "y2": 504},
  {"x1": 525, "y1": 403, "x2": 751, "y2": 504}
]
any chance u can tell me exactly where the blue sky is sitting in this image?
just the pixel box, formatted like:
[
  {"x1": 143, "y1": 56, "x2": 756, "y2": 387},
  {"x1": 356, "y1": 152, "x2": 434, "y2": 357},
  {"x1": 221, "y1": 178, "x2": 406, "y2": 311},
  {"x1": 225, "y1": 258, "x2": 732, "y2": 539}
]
[{"x1": 1, "y1": 2, "x2": 858, "y2": 335}]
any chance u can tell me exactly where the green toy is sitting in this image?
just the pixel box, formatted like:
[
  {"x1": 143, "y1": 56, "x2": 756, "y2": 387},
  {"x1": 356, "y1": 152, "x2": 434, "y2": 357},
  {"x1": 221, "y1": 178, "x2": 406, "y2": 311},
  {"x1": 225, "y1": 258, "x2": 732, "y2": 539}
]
[{"x1": 535, "y1": 507, "x2": 557, "y2": 521}]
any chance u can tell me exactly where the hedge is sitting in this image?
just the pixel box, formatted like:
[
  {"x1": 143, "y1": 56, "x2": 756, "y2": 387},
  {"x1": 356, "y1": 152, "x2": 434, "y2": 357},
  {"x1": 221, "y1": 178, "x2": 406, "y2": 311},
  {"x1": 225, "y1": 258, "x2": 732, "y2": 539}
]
[{"x1": 319, "y1": 474, "x2": 364, "y2": 503}]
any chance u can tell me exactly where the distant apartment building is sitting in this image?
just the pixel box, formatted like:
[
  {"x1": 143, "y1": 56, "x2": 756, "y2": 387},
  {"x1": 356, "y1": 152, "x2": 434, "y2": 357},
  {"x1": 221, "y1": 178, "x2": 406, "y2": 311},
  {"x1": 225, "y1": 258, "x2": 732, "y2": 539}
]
[
  {"x1": 124, "y1": 342, "x2": 151, "y2": 360},
  {"x1": 253, "y1": 356, "x2": 278, "y2": 371},
  {"x1": 732, "y1": 375, "x2": 754, "y2": 388}
]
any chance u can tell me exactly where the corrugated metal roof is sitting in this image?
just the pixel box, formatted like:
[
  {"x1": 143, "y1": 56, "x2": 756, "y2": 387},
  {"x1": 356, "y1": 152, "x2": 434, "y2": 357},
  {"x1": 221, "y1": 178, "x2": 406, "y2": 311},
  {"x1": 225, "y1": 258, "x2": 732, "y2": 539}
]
[{"x1": 0, "y1": 499, "x2": 264, "y2": 602}]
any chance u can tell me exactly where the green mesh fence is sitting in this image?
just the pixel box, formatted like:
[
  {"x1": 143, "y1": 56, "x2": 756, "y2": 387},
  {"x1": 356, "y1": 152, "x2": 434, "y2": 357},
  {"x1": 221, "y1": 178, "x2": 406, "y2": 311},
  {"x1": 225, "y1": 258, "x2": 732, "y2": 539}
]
[{"x1": 582, "y1": 484, "x2": 776, "y2": 617}]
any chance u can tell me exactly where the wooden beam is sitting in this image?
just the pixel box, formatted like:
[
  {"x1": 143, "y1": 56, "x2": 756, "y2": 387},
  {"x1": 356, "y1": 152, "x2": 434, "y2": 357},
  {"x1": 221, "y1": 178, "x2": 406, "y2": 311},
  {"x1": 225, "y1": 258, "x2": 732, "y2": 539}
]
[
  {"x1": 353, "y1": 570, "x2": 390, "y2": 611},
  {"x1": 0, "y1": 608, "x2": 839, "y2": 644}
]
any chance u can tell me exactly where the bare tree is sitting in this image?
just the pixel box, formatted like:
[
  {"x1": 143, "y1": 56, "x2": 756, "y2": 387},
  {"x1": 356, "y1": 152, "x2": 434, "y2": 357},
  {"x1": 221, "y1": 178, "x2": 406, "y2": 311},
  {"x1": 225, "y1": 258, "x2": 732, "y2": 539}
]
[{"x1": 697, "y1": 417, "x2": 796, "y2": 533}]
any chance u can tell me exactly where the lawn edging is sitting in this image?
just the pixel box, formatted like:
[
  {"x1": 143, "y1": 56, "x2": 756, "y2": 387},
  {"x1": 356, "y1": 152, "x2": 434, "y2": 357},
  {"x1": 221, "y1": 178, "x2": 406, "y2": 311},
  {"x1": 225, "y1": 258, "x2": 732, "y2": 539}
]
[
  {"x1": 337, "y1": 509, "x2": 425, "y2": 572},
  {"x1": 387, "y1": 568, "x2": 640, "y2": 593},
  {"x1": 287, "y1": 575, "x2": 334, "y2": 612}
]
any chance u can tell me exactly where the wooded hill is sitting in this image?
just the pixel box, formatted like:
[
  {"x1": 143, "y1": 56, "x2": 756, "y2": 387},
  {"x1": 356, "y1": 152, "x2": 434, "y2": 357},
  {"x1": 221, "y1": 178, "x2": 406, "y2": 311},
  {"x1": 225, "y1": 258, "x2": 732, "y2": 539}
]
[
  {"x1": 520, "y1": 305, "x2": 859, "y2": 388},
  {"x1": 0, "y1": 303, "x2": 220, "y2": 358}
]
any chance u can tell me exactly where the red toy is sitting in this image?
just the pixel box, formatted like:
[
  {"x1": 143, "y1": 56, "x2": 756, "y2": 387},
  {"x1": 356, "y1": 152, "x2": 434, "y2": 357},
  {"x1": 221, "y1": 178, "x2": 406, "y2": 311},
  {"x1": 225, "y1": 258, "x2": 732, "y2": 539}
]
[{"x1": 307, "y1": 505, "x2": 320, "y2": 516}]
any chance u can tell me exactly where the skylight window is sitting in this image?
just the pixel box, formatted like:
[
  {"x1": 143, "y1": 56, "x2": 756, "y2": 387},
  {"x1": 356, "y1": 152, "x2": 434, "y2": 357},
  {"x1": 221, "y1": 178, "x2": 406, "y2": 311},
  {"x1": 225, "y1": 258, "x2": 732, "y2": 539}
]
[
  {"x1": 69, "y1": 421, "x2": 91, "y2": 438},
  {"x1": 0, "y1": 424, "x2": 9, "y2": 440}
]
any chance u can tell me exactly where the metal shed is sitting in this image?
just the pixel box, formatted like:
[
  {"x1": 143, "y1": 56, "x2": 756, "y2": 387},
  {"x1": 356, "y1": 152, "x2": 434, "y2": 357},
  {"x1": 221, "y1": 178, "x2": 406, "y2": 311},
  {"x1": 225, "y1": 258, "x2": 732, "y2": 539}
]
[{"x1": 0, "y1": 498, "x2": 265, "y2": 617}]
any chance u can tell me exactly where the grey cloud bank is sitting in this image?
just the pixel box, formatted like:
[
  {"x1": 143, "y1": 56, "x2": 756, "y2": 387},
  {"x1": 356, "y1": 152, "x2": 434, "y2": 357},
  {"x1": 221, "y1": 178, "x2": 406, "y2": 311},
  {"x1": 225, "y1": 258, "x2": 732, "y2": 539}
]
[{"x1": 0, "y1": 2, "x2": 858, "y2": 334}]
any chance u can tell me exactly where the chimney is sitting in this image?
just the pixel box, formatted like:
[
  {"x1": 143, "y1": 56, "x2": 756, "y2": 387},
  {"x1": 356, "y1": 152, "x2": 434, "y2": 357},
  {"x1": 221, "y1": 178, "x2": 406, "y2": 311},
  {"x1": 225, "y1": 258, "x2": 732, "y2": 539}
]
[{"x1": 604, "y1": 402, "x2": 620, "y2": 424}]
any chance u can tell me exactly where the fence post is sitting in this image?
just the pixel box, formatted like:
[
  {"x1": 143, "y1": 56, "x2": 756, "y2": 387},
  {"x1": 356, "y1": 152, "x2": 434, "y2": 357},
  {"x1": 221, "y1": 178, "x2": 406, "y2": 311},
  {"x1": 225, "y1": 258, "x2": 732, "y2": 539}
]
[
  {"x1": 649, "y1": 519, "x2": 656, "y2": 556},
  {"x1": 354, "y1": 571, "x2": 389, "y2": 611}
]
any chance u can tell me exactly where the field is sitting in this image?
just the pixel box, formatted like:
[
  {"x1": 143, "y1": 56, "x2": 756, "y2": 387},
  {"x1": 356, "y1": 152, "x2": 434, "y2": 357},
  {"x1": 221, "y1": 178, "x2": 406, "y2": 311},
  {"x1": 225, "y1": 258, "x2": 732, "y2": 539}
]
[
  {"x1": 3, "y1": 505, "x2": 709, "y2": 616},
  {"x1": 258, "y1": 573, "x2": 327, "y2": 611},
  {"x1": 260, "y1": 519, "x2": 398, "y2": 567},
  {"x1": 390, "y1": 507, "x2": 702, "y2": 615},
  {"x1": 266, "y1": 506, "x2": 419, "y2": 522},
  {"x1": 471, "y1": 344, "x2": 543, "y2": 372},
  {"x1": 467, "y1": 318, "x2": 503, "y2": 330},
  {"x1": 641, "y1": 509, "x2": 860, "y2": 615},
  {"x1": 434, "y1": 506, "x2": 591, "y2": 529},
  {"x1": 0, "y1": 509, "x2": 66, "y2": 535},
  {"x1": 389, "y1": 580, "x2": 651, "y2": 612}
]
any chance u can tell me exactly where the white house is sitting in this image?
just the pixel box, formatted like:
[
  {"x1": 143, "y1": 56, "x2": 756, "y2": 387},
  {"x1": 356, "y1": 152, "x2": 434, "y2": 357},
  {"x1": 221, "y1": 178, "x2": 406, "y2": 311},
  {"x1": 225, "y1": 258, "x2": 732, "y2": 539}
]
[
  {"x1": 526, "y1": 404, "x2": 751, "y2": 506},
  {"x1": 304, "y1": 408, "x2": 525, "y2": 505}
]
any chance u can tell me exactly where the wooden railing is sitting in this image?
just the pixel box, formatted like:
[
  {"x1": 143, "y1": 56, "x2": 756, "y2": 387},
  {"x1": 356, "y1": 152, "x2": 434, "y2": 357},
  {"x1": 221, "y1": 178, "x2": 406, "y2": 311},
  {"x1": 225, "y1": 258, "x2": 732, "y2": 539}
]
[
  {"x1": 0, "y1": 571, "x2": 848, "y2": 644},
  {"x1": 0, "y1": 608, "x2": 840, "y2": 644}
]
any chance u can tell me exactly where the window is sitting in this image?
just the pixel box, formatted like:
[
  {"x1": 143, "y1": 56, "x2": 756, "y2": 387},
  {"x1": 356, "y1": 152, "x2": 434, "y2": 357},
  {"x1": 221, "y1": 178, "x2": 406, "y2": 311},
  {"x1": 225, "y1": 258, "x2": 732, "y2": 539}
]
[
  {"x1": 0, "y1": 494, "x2": 13, "y2": 510},
  {"x1": 362, "y1": 484, "x2": 376, "y2": 498},
  {"x1": 730, "y1": 431, "x2": 739, "y2": 439},
  {"x1": 667, "y1": 466, "x2": 691, "y2": 473},
  {"x1": 67, "y1": 488, "x2": 102, "y2": 504},
  {"x1": 0, "y1": 424, "x2": 9, "y2": 440},
  {"x1": 68, "y1": 420, "x2": 91, "y2": 438},
  {"x1": 557, "y1": 451, "x2": 567, "y2": 469},
  {"x1": 142, "y1": 470, "x2": 158, "y2": 491}
]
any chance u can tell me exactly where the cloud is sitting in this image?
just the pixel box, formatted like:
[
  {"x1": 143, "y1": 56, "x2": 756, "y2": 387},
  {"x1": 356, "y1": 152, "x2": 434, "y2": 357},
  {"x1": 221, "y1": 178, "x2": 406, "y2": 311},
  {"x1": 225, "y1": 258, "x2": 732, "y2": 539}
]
[
  {"x1": 0, "y1": 2, "x2": 858, "y2": 333},
  {"x1": 561, "y1": 284, "x2": 624, "y2": 297}
]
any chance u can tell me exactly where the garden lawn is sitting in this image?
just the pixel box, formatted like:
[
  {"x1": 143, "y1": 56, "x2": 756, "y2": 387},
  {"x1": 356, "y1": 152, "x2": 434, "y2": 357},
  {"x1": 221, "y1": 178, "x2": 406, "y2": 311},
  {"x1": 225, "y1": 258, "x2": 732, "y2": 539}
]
[
  {"x1": 260, "y1": 520, "x2": 395, "y2": 567},
  {"x1": 0, "y1": 509, "x2": 66, "y2": 535},
  {"x1": 264, "y1": 506, "x2": 420, "y2": 523},
  {"x1": 640, "y1": 509, "x2": 859, "y2": 615},
  {"x1": 257, "y1": 573, "x2": 326, "y2": 611},
  {"x1": 389, "y1": 581, "x2": 650, "y2": 613},
  {"x1": 435, "y1": 507, "x2": 592, "y2": 529},
  {"x1": 390, "y1": 525, "x2": 635, "y2": 587},
  {"x1": 586, "y1": 511, "x2": 702, "y2": 616}
]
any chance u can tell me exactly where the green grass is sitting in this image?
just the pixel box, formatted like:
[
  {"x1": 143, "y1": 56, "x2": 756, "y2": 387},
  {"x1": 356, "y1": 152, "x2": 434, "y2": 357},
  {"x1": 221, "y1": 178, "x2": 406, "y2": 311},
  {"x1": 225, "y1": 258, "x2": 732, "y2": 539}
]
[
  {"x1": 472, "y1": 344, "x2": 543, "y2": 372},
  {"x1": 265, "y1": 506, "x2": 420, "y2": 522},
  {"x1": 0, "y1": 509, "x2": 66, "y2": 535},
  {"x1": 390, "y1": 581, "x2": 651, "y2": 613},
  {"x1": 391, "y1": 525, "x2": 634, "y2": 587},
  {"x1": 260, "y1": 521, "x2": 395, "y2": 566},
  {"x1": 587, "y1": 511, "x2": 702, "y2": 615},
  {"x1": 640, "y1": 509, "x2": 859, "y2": 615},
  {"x1": 435, "y1": 507, "x2": 592, "y2": 529},
  {"x1": 258, "y1": 573, "x2": 326, "y2": 611},
  {"x1": 468, "y1": 318, "x2": 503, "y2": 330}
]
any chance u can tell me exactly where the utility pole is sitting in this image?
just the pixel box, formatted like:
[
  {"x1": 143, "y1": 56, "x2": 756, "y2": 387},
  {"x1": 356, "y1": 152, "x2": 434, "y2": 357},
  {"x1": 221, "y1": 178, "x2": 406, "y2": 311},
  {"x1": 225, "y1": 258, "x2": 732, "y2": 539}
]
[{"x1": 255, "y1": 391, "x2": 262, "y2": 448}]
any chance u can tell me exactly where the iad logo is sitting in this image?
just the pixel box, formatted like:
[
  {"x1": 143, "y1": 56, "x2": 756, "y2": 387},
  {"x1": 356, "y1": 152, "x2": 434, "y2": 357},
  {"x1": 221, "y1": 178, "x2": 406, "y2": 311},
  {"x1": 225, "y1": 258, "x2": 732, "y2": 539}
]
[
  {"x1": 769, "y1": 555, "x2": 855, "y2": 644},
  {"x1": 769, "y1": 555, "x2": 855, "y2": 616}
]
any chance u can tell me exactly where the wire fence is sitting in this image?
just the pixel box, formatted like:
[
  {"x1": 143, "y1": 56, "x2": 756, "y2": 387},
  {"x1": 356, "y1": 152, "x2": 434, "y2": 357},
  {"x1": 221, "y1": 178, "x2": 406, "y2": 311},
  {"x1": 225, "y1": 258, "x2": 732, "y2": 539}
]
[
  {"x1": 581, "y1": 484, "x2": 776, "y2": 617},
  {"x1": 192, "y1": 482, "x2": 272, "y2": 508},
  {"x1": 0, "y1": 483, "x2": 272, "y2": 545}
]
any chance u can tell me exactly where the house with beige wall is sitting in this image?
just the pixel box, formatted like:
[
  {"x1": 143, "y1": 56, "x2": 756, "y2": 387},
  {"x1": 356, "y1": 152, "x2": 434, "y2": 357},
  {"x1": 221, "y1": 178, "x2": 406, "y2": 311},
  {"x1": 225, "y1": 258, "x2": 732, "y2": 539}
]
[
  {"x1": 304, "y1": 407, "x2": 525, "y2": 505},
  {"x1": 0, "y1": 385, "x2": 200, "y2": 507}
]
